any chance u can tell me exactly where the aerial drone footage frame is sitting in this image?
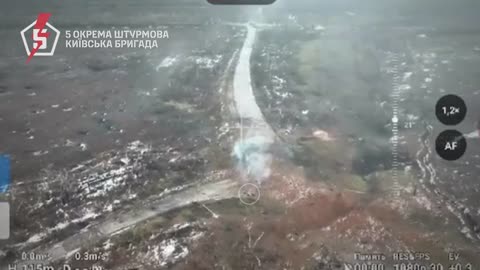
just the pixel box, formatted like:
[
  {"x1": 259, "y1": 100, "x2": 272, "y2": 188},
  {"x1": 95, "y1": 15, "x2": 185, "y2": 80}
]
[{"x1": 0, "y1": 0, "x2": 480, "y2": 269}]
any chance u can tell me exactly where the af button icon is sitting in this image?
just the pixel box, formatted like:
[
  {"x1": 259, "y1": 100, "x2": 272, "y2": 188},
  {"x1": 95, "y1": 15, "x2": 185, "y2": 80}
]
[{"x1": 436, "y1": 130, "x2": 467, "y2": 161}]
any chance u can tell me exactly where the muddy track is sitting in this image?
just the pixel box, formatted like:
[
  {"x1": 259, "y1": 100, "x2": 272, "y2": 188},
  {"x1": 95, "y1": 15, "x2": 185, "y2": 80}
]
[{"x1": 35, "y1": 179, "x2": 238, "y2": 263}]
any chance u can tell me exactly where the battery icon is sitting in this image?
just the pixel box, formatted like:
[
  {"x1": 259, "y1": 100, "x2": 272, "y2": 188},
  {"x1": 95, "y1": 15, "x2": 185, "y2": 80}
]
[{"x1": 0, "y1": 155, "x2": 11, "y2": 193}]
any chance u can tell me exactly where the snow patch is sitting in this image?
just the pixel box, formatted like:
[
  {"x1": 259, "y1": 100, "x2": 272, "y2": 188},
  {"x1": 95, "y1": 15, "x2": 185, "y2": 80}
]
[
  {"x1": 314, "y1": 25, "x2": 326, "y2": 31},
  {"x1": 156, "y1": 56, "x2": 178, "y2": 70},
  {"x1": 193, "y1": 55, "x2": 222, "y2": 69},
  {"x1": 26, "y1": 232, "x2": 47, "y2": 244},
  {"x1": 145, "y1": 239, "x2": 189, "y2": 267}
]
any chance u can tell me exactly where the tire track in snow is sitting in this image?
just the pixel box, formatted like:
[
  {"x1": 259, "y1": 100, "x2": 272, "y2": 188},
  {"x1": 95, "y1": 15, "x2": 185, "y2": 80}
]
[
  {"x1": 15, "y1": 179, "x2": 239, "y2": 265},
  {"x1": 233, "y1": 23, "x2": 275, "y2": 140},
  {"x1": 232, "y1": 23, "x2": 275, "y2": 183}
]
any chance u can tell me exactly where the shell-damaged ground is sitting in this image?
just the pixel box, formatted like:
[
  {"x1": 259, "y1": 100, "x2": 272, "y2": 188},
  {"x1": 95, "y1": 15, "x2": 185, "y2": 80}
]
[{"x1": 1, "y1": 0, "x2": 480, "y2": 269}]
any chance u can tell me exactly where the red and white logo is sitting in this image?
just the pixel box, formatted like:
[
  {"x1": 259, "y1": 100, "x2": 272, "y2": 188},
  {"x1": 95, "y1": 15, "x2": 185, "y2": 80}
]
[{"x1": 20, "y1": 13, "x2": 60, "y2": 63}]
